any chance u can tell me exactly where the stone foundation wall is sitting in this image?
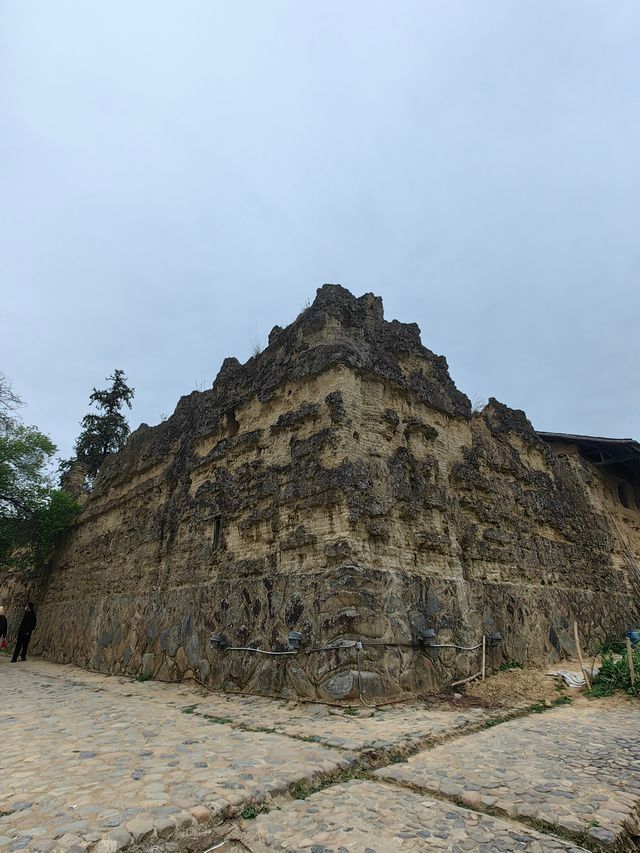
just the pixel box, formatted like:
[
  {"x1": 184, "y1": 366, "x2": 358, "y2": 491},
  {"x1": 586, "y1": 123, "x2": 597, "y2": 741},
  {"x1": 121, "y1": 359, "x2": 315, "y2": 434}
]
[{"x1": 5, "y1": 561, "x2": 636, "y2": 702}]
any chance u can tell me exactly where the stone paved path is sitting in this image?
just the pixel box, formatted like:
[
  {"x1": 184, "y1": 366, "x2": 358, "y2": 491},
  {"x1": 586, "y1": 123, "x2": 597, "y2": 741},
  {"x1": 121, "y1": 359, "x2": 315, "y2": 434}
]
[
  {"x1": 0, "y1": 659, "x2": 349, "y2": 852},
  {"x1": 377, "y1": 704, "x2": 640, "y2": 849},
  {"x1": 193, "y1": 693, "x2": 490, "y2": 752},
  {"x1": 2, "y1": 656, "x2": 639, "y2": 853},
  {"x1": 249, "y1": 780, "x2": 590, "y2": 852}
]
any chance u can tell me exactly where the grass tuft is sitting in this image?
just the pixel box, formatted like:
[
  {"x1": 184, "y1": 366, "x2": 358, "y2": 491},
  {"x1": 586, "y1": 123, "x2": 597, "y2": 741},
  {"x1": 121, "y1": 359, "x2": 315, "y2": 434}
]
[
  {"x1": 241, "y1": 803, "x2": 269, "y2": 819},
  {"x1": 289, "y1": 767, "x2": 368, "y2": 800},
  {"x1": 498, "y1": 661, "x2": 522, "y2": 672}
]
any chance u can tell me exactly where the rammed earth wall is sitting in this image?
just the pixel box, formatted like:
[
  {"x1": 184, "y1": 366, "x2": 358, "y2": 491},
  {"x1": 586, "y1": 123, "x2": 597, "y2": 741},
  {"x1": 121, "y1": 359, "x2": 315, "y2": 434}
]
[{"x1": 2, "y1": 286, "x2": 639, "y2": 700}]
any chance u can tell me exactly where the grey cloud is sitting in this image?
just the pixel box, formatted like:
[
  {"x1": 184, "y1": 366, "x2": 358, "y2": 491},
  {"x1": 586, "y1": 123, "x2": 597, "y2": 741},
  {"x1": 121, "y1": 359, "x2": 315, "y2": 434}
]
[{"x1": 1, "y1": 0, "x2": 638, "y2": 459}]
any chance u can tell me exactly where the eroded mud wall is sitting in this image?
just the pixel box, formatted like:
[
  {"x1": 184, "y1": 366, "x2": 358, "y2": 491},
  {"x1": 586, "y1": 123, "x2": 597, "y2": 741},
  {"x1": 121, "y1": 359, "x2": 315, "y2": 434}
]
[{"x1": 2, "y1": 286, "x2": 638, "y2": 699}]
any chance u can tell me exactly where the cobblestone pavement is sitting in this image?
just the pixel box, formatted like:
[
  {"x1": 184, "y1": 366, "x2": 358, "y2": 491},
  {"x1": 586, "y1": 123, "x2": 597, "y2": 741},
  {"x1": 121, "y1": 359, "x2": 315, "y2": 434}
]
[
  {"x1": 248, "y1": 780, "x2": 590, "y2": 852},
  {"x1": 2, "y1": 657, "x2": 639, "y2": 853},
  {"x1": 12, "y1": 660, "x2": 494, "y2": 753},
  {"x1": 377, "y1": 704, "x2": 640, "y2": 849},
  {"x1": 0, "y1": 659, "x2": 349, "y2": 852},
  {"x1": 192, "y1": 694, "x2": 491, "y2": 752}
]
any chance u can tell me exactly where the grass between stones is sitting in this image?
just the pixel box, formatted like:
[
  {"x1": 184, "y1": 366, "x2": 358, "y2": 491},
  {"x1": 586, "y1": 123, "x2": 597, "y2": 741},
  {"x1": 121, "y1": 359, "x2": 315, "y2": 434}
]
[
  {"x1": 483, "y1": 694, "x2": 573, "y2": 727},
  {"x1": 288, "y1": 766, "x2": 371, "y2": 801},
  {"x1": 382, "y1": 779, "x2": 623, "y2": 853},
  {"x1": 178, "y1": 693, "x2": 626, "y2": 853},
  {"x1": 477, "y1": 804, "x2": 605, "y2": 853},
  {"x1": 181, "y1": 693, "x2": 574, "y2": 759},
  {"x1": 240, "y1": 803, "x2": 269, "y2": 820},
  {"x1": 181, "y1": 703, "x2": 349, "y2": 748},
  {"x1": 183, "y1": 704, "x2": 233, "y2": 724},
  {"x1": 371, "y1": 698, "x2": 640, "y2": 853},
  {"x1": 170, "y1": 694, "x2": 628, "y2": 853},
  {"x1": 201, "y1": 713, "x2": 233, "y2": 725}
]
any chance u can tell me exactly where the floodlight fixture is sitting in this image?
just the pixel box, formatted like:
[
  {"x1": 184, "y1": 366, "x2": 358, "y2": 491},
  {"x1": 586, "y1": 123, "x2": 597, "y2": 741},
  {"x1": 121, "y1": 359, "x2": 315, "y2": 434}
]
[
  {"x1": 418, "y1": 628, "x2": 437, "y2": 649},
  {"x1": 287, "y1": 631, "x2": 305, "y2": 651},
  {"x1": 209, "y1": 633, "x2": 227, "y2": 650}
]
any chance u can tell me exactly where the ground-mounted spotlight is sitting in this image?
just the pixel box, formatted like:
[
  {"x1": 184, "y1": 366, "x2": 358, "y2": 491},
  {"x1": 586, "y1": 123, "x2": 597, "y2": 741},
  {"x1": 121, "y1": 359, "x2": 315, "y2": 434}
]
[
  {"x1": 287, "y1": 631, "x2": 305, "y2": 651},
  {"x1": 486, "y1": 631, "x2": 502, "y2": 647},
  {"x1": 418, "y1": 628, "x2": 437, "y2": 650},
  {"x1": 209, "y1": 633, "x2": 227, "y2": 651}
]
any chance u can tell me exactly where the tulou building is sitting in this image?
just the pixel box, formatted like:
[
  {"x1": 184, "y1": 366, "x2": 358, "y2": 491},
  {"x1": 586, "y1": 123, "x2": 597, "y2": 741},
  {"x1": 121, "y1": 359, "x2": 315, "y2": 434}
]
[{"x1": 3, "y1": 285, "x2": 639, "y2": 701}]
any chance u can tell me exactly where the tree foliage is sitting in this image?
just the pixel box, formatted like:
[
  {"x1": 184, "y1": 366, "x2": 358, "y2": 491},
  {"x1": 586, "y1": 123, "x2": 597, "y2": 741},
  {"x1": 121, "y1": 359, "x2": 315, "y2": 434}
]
[
  {"x1": 73, "y1": 369, "x2": 134, "y2": 480},
  {"x1": 0, "y1": 422, "x2": 56, "y2": 515},
  {"x1": 0, "y1": 372, "x2": 21, "y2": 429},
  {"x1": 31, "y1": 490, "x2": 81, "y2": 568},
  {"x1": 0, "y1": 374, "x2": 79, "y2": 568}
]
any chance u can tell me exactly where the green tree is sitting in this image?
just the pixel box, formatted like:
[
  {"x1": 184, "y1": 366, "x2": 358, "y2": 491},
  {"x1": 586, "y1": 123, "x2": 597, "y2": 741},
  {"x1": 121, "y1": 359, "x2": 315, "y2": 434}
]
[
  {"x1": 0, "y1": 374, "x2": 79, "y2": 567},
  {"x1": 0, "y1": 371, "x2": 21, "y2": 429},
  {"x1": 31, "y1": 490, "x2": 81, "y2": 568},
  {"x1": 73, "y1": 369, "x2": 134, "y2": 480}
]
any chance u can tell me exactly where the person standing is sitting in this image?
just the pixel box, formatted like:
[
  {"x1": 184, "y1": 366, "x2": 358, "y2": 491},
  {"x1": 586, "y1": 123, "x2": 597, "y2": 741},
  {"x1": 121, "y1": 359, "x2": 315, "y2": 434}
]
[
  {"x1": 11, "y1": 602, "x2": 37, "y2": 662},
  {"x1": 0, "y1": 606, "x2": 7, "y2": 651}
]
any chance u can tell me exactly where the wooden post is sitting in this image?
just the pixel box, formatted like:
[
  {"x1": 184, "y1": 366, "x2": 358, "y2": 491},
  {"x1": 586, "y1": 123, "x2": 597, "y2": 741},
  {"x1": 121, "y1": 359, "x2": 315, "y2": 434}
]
[
  {"x1": 626, "y1": 637, "x2": 636, "y2": 689},
  {"x1": 573, "y1": 620, "x2": 591, "y2": 690},
  {"x1": 481, "y1": 635, "x2": 487, "y2": 681}
]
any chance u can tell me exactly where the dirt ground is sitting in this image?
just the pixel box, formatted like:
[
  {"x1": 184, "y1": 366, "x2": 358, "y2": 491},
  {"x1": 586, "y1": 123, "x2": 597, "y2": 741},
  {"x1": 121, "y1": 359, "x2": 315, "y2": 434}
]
[{"x1": 464, "y1": 665, "x2": 572, "y2": 706}]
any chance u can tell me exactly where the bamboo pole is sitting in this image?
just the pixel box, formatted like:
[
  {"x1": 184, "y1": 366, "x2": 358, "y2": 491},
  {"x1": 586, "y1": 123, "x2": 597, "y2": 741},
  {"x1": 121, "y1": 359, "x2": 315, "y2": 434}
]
[
  {"x1": 573, "y1": 620, "x2": 591, "y2": 690},
  {"x1": 451, "y1": 671, "x2": 482, "y2": 688},
  {"x1": 626, "y1": 637, "x2": 636, "y2": 689},
  {"x1": 481, "y1": 635, "x2": 487, "y2": 681}
]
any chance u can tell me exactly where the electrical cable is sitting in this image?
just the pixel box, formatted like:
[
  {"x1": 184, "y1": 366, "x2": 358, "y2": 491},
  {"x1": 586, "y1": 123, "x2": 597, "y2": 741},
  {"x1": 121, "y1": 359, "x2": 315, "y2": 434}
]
[
  {"x1": 305, "y1": 640, "x2": 359, "y2": 653},
  {"x1": 223, "y1": 647, "x2": 297, "y2": 656},
  {"x1": 219, "y1": 639, "x2": 482, "y2": 653},
  {"x1": 211, "y1": 634, "x2": 489, "y2": 708}
]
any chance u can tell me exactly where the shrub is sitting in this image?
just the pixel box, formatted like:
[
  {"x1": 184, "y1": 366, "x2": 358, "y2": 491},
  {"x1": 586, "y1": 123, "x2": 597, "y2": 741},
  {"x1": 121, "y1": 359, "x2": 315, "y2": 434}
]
[{"x1": 589, "y1": 645, "x2": 640, "y2": 698}]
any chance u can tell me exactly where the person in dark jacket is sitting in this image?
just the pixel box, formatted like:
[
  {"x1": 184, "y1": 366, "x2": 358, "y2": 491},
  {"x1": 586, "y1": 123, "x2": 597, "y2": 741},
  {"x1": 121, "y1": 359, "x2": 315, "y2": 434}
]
[
  {"x1": 0, "y1": 606, "x2": 7, "y2": 650},
  {"x1": 11, "y1": 602, "x2": 36, "y2": 662}
]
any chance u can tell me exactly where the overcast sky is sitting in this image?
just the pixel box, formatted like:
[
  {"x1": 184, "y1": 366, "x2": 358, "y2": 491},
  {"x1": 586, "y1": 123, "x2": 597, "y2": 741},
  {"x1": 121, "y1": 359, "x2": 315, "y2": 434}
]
[{"x1": 1, "y1": 1, "x2": 639, "y2": 460}]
